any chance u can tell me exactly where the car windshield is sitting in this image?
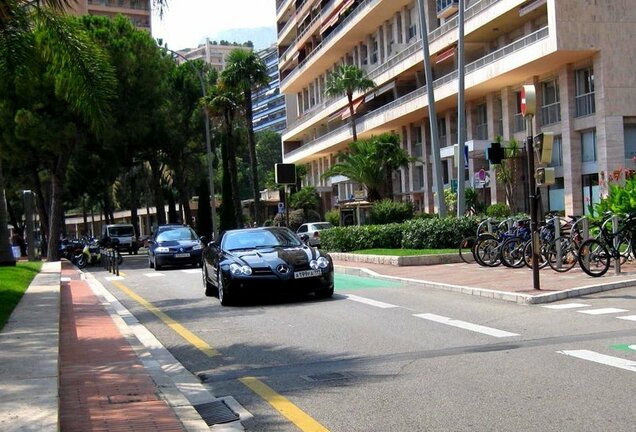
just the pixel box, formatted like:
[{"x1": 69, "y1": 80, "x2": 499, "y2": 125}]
[
  {"x1": 313, "y1": 223, "x2": 333, "y2": 230},
  {"x1": 109, "y1": 226, "x2": 134, "y2": 236},
  {"x1": 156, "y1": 227, "x2": 197, "y2": 242},
  {"x1": 223, "y1": 229, "x2": 302, "y2": 251}
]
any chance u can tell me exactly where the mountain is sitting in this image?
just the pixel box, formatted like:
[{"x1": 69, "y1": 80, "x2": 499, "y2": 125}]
[{"x1": 207, "y1": 26, "x2": 276, "y2": 51}]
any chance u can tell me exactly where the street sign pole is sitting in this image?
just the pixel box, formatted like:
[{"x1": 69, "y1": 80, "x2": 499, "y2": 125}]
[{"x1": 521, "y1": 85, "x2": 540, "y2": 290}]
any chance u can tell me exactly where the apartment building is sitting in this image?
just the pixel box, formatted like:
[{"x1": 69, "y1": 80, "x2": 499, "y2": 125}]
[
  {"x1": 66, "y1": 0, "x2": 151, "y2": 30},
  {"x1": 253, "y1": 45, "x2": 287, "y2": 133},
  {"x1": 276, "y1": 0, "x2": 636, "y2": 216},
  {"x1": 177, "y1": 40, "x2": 252, "y2": 72}
]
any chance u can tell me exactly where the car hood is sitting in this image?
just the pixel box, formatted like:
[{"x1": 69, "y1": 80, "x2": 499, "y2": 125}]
[
  {"x1": 157, "y1": 239, "x2": 200, "y2": 247},
  {"x1": 230, "y1": 246, "x2": 320, "y2": 268}
]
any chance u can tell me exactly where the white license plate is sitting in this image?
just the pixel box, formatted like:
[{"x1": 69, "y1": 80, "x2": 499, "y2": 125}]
[
  {"x1": 175, "y1": 253, "x2": 190, "y2": 258},
  {"x1": 294, "y1": 269, "x2": 321, "y2": 279}
]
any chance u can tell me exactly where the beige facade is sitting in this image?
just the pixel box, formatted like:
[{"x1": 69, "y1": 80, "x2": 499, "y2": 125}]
[
  {"x1": 177, "y1": 40, "x2": 252, "y2": 72},
  {"x1": 66, "y1": 0, "x2": 151, "y2": 30},
  {"x1": 276, "y1": 0, "x2": 636, "y2": 216}
]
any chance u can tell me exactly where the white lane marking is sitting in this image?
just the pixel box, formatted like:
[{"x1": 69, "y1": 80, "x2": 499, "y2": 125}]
[
  {"x1": 181, "y1": 269, "x2": 201, "y2": 274},
  {"x1": 144, "y1": 273, "x2": 165, "y2": 278},
  {"x1": 542, "y1": 303, "x2": 590, "y2": 310},
  {"x1": 413, "y1": 313, "x2": 519, "y2": 338},
  {"x1": 617, "y1": 315, "x2": 636, "y2": 322},
  {"x1": 344, "y1": 294, "x2": 399, "y2": 309},
  {"x1": 105, "y1": 276, "x2": 125, "y2": 281},
  {"x1": 558, "y1": 350, "x2": 636, "y2": 372},
  {"x1": 630, "y1": 345, "x2": 636, "y2": 351},
  {"x1": 577, "y1": 308, "x2": 629, "y2": 315}
]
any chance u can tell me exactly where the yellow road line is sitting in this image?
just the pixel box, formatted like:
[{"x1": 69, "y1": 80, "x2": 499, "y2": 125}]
[
  {"x1": 119, "y1": 271, "x2": 127, "y2": 277},
  {"x1": 239, "y1": 377, "x2": 329, "y2": 432},
  {"x1": 111, "y1": 280, "x2": 219, "y2": 357}
]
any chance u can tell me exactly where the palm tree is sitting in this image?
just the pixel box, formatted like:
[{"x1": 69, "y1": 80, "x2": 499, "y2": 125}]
[
  {"x1": 322, "y1": 133, "x2": 412, "y2": 201},
  {"x1": 324, "y1": 64, "x2": 375, "y2": 142},
  {"x1": 0, "y1": 0, "x2": 114, "y2": 264},
  {"x1": 222, "y1": 49, "x2": 269, "y2": 226},
  {"x1": 202, "y1": 82, "x2": 244, "y2": 229}
]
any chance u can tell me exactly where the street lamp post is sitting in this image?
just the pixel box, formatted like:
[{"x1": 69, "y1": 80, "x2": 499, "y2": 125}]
[{"x1": 163, "y1": 47, "x2": 217, "y2": 240}]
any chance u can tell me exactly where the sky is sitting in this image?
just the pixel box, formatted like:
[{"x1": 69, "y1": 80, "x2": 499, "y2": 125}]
[{"x1": 151, "y1": 0, "x2": 277, "y2": 51}]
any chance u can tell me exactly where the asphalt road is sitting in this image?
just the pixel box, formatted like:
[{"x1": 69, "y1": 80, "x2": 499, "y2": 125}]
[{"x1": 89, "y1": 253, "x2": 636, "y2": 432}]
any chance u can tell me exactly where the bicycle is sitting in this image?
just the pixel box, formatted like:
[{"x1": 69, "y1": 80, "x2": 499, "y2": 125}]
[
  {"x1": 458, "y1": 217, "x2": 498, "y2": 264},
  {"x1": 545, "y1": 215, "x2": 585, "y2": 272},
  {"x1": 577, "y1": 212, "x2": 636, "y2": 277}
]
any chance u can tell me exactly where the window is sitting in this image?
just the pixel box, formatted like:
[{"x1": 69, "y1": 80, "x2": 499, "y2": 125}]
[
  {"x1": 513, "y1": 91, "x2": 524, "y2": 132},
  {"x1": 408, "y1": 7, "x2": 418, "y2": 40},
  {"x1": 575, "y1": 67, "x2": 595, "y2": 117},
  {"x1": 581, "y1": 130, "x2": 596, "y2": 162},
  {"x1": 442, "y1": 160, "x2": 449, "y2": 184},
  {"x1": 582, "y1": 174, "x2": 600, "y2": 215},
  {"x1": 551, "y1": 135, "x2": 563, "y2": 167},
  {"x1": 548, "y1": 178, "x2": 565, "y2": 213},
  {"x1": 476, "y1": 104, "x2": 488, "y2": 140},
  {"x1": 416, "y1": 166, "x2": 425, "y2": 190},
  {"x1": 541, "y1": 79, "x2": 561, "y2": 125},
  {"x1": 438, "y1": 117, "x2": 447, "y2": 146},
  {"x1": 371, "y1": 37, "x2": 378, "y2": 64},
  {"x1": 624, "y1": 124, "x2": 636, "y2": 159}
]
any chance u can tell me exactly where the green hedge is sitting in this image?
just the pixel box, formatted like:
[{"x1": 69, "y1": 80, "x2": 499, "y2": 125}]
[{"x1": 320, "y1": 216, "x2": 479, "y2": 252}]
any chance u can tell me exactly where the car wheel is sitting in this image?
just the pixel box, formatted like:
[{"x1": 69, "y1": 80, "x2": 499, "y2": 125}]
[
  {"x1": 217, "y1": 274, "x2": 234, "y2": 306},
  {"x1": 154, "y1": 256, "x2": 162, "y2": 271},
  {"x1": 203, "y1": 265, "x2": 216, "y2": 297},
  {"x1": 315, "y1": 286, "x2": 334, "y2": 299}
]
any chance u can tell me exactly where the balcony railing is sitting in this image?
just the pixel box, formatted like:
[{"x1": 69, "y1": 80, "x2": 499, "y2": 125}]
[
  {"x1": 575, "y1": 92, "x2": 595, "y2": 117},
  {"x1": 285, "y1": 26, "x2": 550, "y2": 158},
  {"x1": 541, "y1": 101, "x2": 561, "y2": 125}
]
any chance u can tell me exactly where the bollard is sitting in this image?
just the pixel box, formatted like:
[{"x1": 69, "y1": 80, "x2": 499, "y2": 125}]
[{"x1": 613, "y1": 215, "x2": 621, "y2": 275}]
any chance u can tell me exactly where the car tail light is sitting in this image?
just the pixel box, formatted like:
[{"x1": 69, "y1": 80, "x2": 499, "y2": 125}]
[{"x1": 313, "y1": 231, "x2": 320, "y2": 238}]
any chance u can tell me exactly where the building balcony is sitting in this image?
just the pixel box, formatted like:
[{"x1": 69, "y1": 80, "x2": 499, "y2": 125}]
[
  {"x1": 284, "y1": 26, "x2": 552, "y2": 163},
  {"x1": 437, "y1": 0, "x2": 459, "y2": 19}
]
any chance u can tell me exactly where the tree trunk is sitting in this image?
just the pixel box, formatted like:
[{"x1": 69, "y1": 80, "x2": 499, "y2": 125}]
[
  {"x1": 174, "y1": 166, "x2": 192, "y2": 226},
  {"x1": 30, "y1": 168, "x2": 49, "y2": 249},
  {"x1": 219, "y1": 133, "x2": 234, "y2": 232},
  {"x1": 0, "y1": 155, "x2": 16, "y2": 266},
  {"x1": 245, "y1": 89, "x2": 261, "y2": 225},
  {"x1": 224, "y1": 112, "x2": 243, "y2": 228},
  {"x1": 148, "y1": 154, "x2": 166, "y2": 225},
  {"x1": 47, "y1": 142, "x2": 74, "y2": 261},
  {"x1": 347, "y1": 91, "x2": 357, "y2": 142}
]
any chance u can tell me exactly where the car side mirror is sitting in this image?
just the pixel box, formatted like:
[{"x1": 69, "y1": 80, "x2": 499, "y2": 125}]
[{"x1": 199, "y1": 236, "x2": 208, "y2": 245}]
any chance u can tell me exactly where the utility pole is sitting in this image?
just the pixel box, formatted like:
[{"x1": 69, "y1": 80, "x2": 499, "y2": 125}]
[
  {"x1": 416, "y1": 0, "x2": 447, "y2": 216},
  {"x1": 456, "y1": 0, "x2": 466, "y2": 216}
]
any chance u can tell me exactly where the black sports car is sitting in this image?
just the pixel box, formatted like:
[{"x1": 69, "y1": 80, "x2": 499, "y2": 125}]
[{"x1": 202, "y1": 227, "x2": 334, "y2": 305}]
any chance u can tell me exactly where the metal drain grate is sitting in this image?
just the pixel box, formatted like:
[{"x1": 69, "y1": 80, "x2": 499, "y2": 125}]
[
  {"x1": 301, "y1": 372, "x2": 352, "y2": 382},
  {"x1": 194, "y1": 400, "x2": 240, "y2": 425}
]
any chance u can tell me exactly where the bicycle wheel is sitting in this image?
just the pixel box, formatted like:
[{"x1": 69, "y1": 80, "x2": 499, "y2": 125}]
[
  {"x1": 546, "y1": 237, "x2": 578, "y2": 272},
  {"x1": 523, "y1": 239, "x2": 548, "y2": 269},
  {"x1": 500, "y1": 237, "x2": 526, "y2": 268},
  {"x1": 474, "y1": 236, "x2": 501, "y2": 267},
  {"x1": 578, "y1": 239, "x2": 610, "y2": 277},
  {"x1": 458, "y1": 236, "x2": 476, "y2": 264}
]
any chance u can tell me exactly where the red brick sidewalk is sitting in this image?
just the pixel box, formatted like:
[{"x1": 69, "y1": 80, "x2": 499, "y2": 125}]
[{"x1": 59, "y1": 264, "x2": 186, "y2": 432}]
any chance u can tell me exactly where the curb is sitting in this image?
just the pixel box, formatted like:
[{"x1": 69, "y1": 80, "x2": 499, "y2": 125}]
[
  {"x1": 334, "y1": 264, "x2": 636, "y2": 304},
  {"x1": 329, "y1": 252, "x2": 463, "y2": 266}
]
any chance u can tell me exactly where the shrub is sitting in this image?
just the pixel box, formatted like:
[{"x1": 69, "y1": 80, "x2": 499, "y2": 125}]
[
  {"x1": 401, "y1": 216, "x2": 479, "y2": 249},
  {"x1": 272, "y1": 209, "x2": 319, "y2": 231},
  {"x1": 325, "y1": 210, "x2": 340, "y2": 226},
  {"x1": 320, "y1": 223, "x2": 403, "y2": 252},
  {"x1": 486, "y1": 203, "x2": 511, "y2": 218},
  {"x1": 369, "y1": 199, "x2": 414, "y2": 224}
]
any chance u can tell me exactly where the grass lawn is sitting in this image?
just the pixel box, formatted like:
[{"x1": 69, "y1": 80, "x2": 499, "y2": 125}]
[
  {"x1": 0, "y1": 261, "x2": 42, "y2": 330},
  {"x1": 350, "y1": 248, "x2": 457, "y2": 256}
]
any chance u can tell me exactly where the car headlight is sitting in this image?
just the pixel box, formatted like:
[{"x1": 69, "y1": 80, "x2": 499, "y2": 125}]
[
  {"x1": 155, "y1": 246, "x2": 170, "y2": 253},
  {"x1": 230, "y1": 263, "x2": 252, "y2": 276},
  {"x1": 192, "y1": 244, "x2": 203, "y2": 250},
  {"x1": 317, "y1": 256, "x2": 330, "y2": 268}
]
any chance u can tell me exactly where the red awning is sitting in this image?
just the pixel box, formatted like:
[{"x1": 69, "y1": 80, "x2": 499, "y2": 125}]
[
  {"x1": 436, "y1": 47, "x2": 456, "y2": 64},
  {"x1": 320, "y1": 0, "x2": 355, "y2": 33},
  {"x1": 340, "y1": 98, "x2": 365, "y2": 120}
]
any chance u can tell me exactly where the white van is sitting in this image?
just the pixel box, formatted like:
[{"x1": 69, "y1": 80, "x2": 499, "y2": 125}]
[{"x1": 101, "y1": 224, "x2": 139, "y2": 254}]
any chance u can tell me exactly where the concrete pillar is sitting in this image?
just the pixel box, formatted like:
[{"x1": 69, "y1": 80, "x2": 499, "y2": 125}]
[
  {"x1": 560, "y1": 64, "x2": 583, "y2": 216},
  {"x1": 421, "y1": 120, "x2": 435, "y2": 212},
  {"x1": 401, "y1": 6, "x2": 409, "y2": 42}
]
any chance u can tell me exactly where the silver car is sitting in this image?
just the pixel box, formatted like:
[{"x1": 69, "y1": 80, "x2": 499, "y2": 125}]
[{"x1": 296, "y1": 222, "x2": 334, "y2": 246}]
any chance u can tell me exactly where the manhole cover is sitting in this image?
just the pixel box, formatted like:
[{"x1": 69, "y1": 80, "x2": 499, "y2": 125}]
[{"x1": 194, "y1": 400, "x2": 240, "y2": 425}]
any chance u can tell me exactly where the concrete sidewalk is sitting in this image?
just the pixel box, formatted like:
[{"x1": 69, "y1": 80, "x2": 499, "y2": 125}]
[{"x1": 332, "y1": 255, "x2": 636, "y2": 303}]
